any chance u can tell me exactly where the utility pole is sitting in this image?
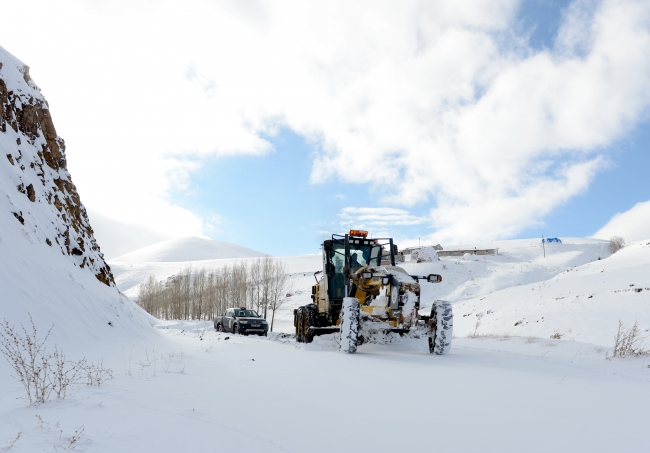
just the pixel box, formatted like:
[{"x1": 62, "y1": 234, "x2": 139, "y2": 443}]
[{"x1": 542, "y1": 235, "x2": 546, "y2": 258}]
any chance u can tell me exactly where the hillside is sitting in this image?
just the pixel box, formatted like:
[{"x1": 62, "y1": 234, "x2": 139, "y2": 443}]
[
  {"x1": 110, "y1": 236, "x2": 267, "y2": 263},
  {"x1": 453, "y1": 240, "x2": 650, "y2": 345},
  {"x1": 0, "y1": 46, "x2": 156, "y2": 359}
]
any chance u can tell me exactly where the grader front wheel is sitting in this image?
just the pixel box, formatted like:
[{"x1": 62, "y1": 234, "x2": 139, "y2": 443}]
[{"x1": 429, "y1": 300, "x2": 454, "y2": 355}]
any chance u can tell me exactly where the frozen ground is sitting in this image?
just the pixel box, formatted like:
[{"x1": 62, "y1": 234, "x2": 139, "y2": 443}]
[{"x1": 1, "y1": 321, "x2": 650, "y2": 452}]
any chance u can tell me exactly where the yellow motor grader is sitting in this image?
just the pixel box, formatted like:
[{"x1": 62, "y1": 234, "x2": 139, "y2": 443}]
[{"x1": 294, "y1": 230, "x2": 453, "y2": 354}]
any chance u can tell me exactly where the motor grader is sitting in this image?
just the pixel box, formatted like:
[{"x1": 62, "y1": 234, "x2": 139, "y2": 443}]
[{"x1": 294, "y1": 230, "x2": 453, "y2": 354}]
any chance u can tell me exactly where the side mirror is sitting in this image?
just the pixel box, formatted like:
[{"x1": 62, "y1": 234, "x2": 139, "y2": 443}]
[{"x1": 427, "y1": 274, "x2": 442, "y2": 283}]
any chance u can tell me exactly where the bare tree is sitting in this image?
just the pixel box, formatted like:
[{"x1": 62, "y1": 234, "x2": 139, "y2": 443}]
[
  {"x1": 267, "y1": 260, "x2": 291, "y2": 332},
  {"x1": 136, "y1": 258, "x2": 292, "y2": 322},
  {"x1": 248, "y1": 258, "x2": 262, "y2": 313},
  {"x1": 260, "y1": 256, "x2": 274, "y2": 319}
]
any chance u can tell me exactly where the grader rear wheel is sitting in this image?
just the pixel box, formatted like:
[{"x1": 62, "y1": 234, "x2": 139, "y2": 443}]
[
  {"x1": 295, "y1": 307, "x2": 306, "y2": 343},
  {"x1": 303, "y1": 304, "x2": 319, "y2": 343}
]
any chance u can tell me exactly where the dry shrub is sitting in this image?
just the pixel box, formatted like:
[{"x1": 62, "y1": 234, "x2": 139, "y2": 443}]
[
  {"x1": 608, "y1": 320, "x2": 649, "y2": 359},
  {"x1": 0, "y1": 316, "x2": 113, "y2": 404},
  {"x1": 609, "y1": 236, "x2": 625, "y2": 254}
]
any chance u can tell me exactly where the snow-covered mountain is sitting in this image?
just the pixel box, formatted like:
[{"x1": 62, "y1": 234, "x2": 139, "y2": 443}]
[
  {"x1": 110, "y1": 236, "x2": 267, "y2": 263},
  {"x1": 0, "y1": 46, "x2": 155, "y2": 357}
]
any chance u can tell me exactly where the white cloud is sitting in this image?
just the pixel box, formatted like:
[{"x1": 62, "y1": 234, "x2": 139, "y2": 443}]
[
  {"x1": 2, "y1": 0, "x2": 650, "y2": 243},
  {"x1": 592, "y1": 200, "x2": 650, "y2": 242},
  {"x1": 339, "y1": 207, "x2": 426, "y2": 227}
]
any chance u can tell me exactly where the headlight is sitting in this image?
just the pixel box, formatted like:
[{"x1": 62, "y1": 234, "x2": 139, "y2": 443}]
[{"x1": 240, "y1": 320, "x2": 249, "y2": 324}]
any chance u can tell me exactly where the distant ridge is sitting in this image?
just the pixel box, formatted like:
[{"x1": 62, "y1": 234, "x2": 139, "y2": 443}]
[{"x1": 110, "y1": 236, "x2": 267, "y2": 263}]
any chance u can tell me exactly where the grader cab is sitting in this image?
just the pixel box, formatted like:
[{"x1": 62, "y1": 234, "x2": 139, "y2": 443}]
[{"x1": 294, "y1": 230, "x2": 453, "y2": 354}]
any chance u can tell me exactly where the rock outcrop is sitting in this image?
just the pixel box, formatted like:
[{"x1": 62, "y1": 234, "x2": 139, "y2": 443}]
[{"x1": 0, "y1": 46, "x2": 114, "y2": 285}]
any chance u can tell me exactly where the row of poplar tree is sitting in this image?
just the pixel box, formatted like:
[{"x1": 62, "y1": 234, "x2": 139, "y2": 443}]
[{"x1": 136, "y1": 257, "x2": 290, "y2": 331}]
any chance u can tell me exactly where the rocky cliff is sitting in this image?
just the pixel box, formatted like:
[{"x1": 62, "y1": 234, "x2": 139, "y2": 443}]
[{"x1": 0, "y1": 46, "x2": 114, "y2": 285}]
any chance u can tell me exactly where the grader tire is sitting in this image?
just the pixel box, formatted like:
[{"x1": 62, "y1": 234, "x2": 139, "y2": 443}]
[
  {"x1": 303, "y1": 304, "x2": 319, "y2": 344},
  {"x1": 295, "y1": 306, "x2": 305, "y2": 343},
  {"x1": 429, "y1": 300, "x2": 453, "y2": 355},
  {"x1": 339, "y1": 298, "x2": 360, "y2": 354}
]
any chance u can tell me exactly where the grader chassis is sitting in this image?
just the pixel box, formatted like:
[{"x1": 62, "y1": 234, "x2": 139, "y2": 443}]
[{"x1": 294, "y1": 230, "x2": 453, "y2": 354}]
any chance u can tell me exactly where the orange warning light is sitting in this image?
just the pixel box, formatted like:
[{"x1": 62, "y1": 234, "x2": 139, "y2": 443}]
[{"x1": 349, "y1": 229, "x2": 368, "y2": 238}]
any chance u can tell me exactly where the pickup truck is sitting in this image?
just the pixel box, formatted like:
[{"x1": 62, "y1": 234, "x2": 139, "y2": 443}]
[{"x1": 214, "y1": 307, "x2": 269, "y2": 336}]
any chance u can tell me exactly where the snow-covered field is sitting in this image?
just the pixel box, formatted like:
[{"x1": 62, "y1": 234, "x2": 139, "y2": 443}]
[
  {"x1": 2, "y1": 321, "x2": 650, "y2": 452},
  {"x1": 3, "y1": 234, "x2": 650, "y2": 451}
]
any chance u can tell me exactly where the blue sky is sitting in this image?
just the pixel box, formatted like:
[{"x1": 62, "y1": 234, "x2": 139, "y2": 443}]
[
  {"x1": 167, "y1": 0, "x2": 650, "y2": 256},
  {"x1": 174, "y1": 120, "x2": 650, "y2": 256},
  {"x1": 172, "y1": 128, "x2": 433, "y2": 255},
  {"x1": 3, "y1": 0, "x2": 650, "y2": 258}
]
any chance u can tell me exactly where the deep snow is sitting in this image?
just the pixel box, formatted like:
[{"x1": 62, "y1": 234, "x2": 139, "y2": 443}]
[
  {"x1": 2, "y1": 236, "x2": 650, "y2": 451},
  {"x1": 2, "y1": 321, "x2": 650, "y2": 453}
]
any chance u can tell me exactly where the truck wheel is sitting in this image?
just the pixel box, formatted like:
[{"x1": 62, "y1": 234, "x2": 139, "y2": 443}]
[
  {"x1": 233, "y1": 323, "x2": 239, "y2": 335},
  {"x1": 216, "y1": 323, "x2": 223, "y2": 332},
  {"x1": 429, "y1": 300, "x2": 453, "y2": 355},
  {"x1": 339, "y1": 298, "x2": 360, "y2": 354}
]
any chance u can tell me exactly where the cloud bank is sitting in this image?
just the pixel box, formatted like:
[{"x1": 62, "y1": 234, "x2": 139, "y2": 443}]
[
  {"x1": 592, "y1": 200, "x2": 650, "y2": 242},
  {"x1": 3, "y1": 0, "x2": 650, "y2": 243}
]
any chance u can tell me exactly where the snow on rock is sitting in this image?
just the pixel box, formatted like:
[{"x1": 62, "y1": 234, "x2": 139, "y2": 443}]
[
  {"x1": 0, "y1": 45, "x2": 113, "y2": 285},
  {"x1": 110, "y1": 236, "x2": 267, "y2": 263},
  {"x1": 0, "y1": 46, "x2": 157, "y2": 362}
]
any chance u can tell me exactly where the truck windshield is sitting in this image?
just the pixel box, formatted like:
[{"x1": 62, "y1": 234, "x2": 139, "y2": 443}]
[
  {"x1": 235, "y1": 310, "x2": 259, "y2": 317},
  {"x1": 330, "y1": 243, "x2": 381, "y2": 269},
  {"x1": 327, "y1": 242, "x2": 382, "y2": 299}
]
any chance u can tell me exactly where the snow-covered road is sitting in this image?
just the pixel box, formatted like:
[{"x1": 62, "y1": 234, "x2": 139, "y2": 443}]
[{"x1": 2, "y1": 321, "x2": 649, "y2": 452}]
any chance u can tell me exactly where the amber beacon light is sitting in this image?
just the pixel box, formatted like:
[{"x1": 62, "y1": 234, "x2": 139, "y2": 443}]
[{"x1": 349, "y1": 229, "x2": 368, "y2": 238}]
